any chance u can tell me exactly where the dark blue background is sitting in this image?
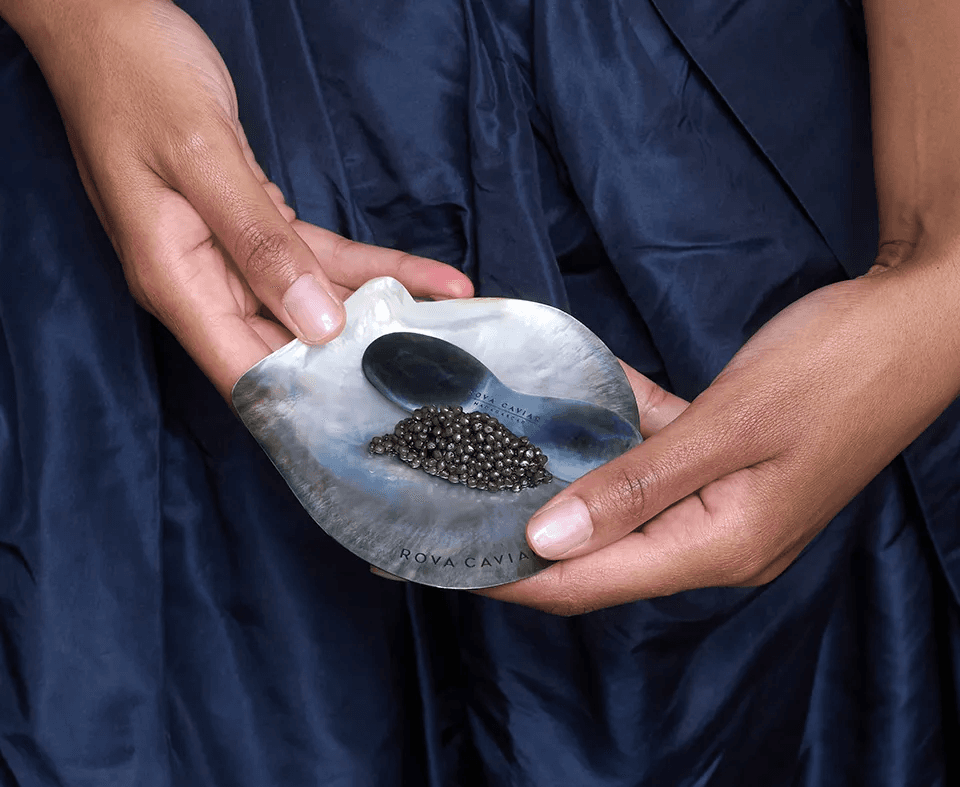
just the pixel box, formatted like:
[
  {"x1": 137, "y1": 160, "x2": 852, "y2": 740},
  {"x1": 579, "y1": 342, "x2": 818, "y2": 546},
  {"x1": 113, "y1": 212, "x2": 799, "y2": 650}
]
[{"x1": 1, "y1": 1, "x2": 958, "y2": 784}]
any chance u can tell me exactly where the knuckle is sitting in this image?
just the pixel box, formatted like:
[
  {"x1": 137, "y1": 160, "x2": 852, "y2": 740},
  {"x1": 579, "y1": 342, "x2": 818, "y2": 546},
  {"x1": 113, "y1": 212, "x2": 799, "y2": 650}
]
[
  {"x1": 638, "y1": 379, "x2": 669, "y2": 416},
  {"x1": 173, "y1": 129, "x2": 215, "y2": 162},
  {"x1": 326, "y1": 233, "x2": 355, "y2": 271},
  {"x1": 517, "y1": 562, "x2": 595, "y2": 617},
  {"x1": 239, "y1": 224, "x2": 295, "y2": 282},
  {"x1": 157, "y1": 116, "x2": 239, "y2": 185},
  {"x1": 157, "y1": 131, "x2": 214, "y2": 183},
  {"x1": 392, "y1": 251, "x2": 421, "y2": 279},
  {"x1": 165, "y1": 119, "x2": 230, "y2": 166},
  {"x1": 603, "y1": 464, "x2": 653, "y2": 525}
]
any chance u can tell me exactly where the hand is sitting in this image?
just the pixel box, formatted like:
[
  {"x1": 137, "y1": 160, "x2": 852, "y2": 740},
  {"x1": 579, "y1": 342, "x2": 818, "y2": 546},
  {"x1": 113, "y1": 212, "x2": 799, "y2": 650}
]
[
  {"x1": 483, "y1": 256, "x2": 960, "y2": 615},
  {"x1": 19, "y1": 0, "x2": 471, "y2": 397}
]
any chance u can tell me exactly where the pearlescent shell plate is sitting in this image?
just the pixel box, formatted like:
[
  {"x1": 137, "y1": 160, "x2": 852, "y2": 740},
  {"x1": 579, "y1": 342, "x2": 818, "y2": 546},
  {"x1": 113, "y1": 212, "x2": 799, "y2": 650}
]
[{"x1": 232, "y1": 277, "x2": 640, "y2": 589}]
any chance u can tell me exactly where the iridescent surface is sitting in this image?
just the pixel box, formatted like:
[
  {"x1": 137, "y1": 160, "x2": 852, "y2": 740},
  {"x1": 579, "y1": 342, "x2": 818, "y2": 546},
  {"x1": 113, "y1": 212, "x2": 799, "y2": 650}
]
[
  {"x1": 362, "y1": 332, "x2": 641, "y2": 481},
  {"x1": 232, "y1": 277, "x2": 640, "y2": 588}
]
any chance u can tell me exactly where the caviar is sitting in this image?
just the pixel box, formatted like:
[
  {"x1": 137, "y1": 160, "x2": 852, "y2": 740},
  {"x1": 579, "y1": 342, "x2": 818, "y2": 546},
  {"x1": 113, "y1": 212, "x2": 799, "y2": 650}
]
[{"x1": 368, "y1": 405, "x2": 553, "y2": 492}]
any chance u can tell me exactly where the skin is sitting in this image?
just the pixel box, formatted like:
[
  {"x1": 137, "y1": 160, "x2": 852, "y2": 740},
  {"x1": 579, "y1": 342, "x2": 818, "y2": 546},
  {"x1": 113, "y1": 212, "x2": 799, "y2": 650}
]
[
  {"x1": 482, "y1": 0, "x2": 960, "y2": 613},
  {"x1": 4, "y1": 0, "x2": 958, "y2": 614},
  {"x1": 1, "y1": 0, "x2": 473, "y2": 400}
]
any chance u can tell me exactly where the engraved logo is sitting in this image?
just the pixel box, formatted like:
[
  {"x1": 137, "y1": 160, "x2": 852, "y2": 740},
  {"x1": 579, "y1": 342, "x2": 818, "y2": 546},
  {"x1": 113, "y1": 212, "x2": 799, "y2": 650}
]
[
  {"x1": 469, "y1": 391, "x2": 541, "y2": 426},
  {"x1": 399, "y1": 548, "x2": 532, "y2": 568}
]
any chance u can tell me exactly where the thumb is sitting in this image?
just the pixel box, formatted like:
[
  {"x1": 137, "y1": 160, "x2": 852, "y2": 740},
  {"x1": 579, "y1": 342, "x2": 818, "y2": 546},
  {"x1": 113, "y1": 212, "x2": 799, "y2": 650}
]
[
  {"x1": 166, "y1": 127, "x2": 346, "y2": 344},
  {"x1": 525, "y1": 382, "x2": 741, "y2": 561}
]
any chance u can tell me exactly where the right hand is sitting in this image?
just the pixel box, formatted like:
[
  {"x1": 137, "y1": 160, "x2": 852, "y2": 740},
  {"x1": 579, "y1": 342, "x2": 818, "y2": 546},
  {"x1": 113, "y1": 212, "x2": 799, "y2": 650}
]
[{"x1": 17, "y1": 0, "x2": 472, "y2": 397}]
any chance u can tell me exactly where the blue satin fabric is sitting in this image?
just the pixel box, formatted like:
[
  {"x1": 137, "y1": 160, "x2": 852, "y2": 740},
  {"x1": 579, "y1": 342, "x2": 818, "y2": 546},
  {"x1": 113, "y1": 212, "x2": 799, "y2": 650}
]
[{"x1": 2, "y1": 1, "x2": 959, "y2": 785}]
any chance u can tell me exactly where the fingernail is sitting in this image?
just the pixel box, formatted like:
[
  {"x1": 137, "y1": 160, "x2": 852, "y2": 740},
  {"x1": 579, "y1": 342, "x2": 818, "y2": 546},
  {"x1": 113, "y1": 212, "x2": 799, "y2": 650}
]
[
  {"x1": 282, "y1": 274, "x2": 343, "y2": 342},
  {"x1": 527, "y1": 497, "x2": 593, "y2": 559}
]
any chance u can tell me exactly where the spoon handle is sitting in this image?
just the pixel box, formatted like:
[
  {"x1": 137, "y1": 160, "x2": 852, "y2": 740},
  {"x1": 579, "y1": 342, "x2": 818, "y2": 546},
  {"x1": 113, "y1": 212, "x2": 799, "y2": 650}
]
[{"x1": 519, "y1": 395, "x2": 641, "y2": 481}]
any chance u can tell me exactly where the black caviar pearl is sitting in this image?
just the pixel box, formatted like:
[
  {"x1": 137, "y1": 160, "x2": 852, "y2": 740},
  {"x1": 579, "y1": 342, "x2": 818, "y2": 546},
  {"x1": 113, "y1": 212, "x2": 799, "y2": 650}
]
[{"x1": 368, "y1": 405, "x2": 554, "y2": 492}]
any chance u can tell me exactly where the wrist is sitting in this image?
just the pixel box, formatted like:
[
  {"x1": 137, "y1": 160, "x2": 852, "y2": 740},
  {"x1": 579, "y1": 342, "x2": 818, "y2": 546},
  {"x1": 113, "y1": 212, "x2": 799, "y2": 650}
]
[
  {"x1": 861, "y1": 240, "x2": 960, "y2": 413},
  {"x1": 1, "y1": 0, "x2": 156, "y2": 63}
]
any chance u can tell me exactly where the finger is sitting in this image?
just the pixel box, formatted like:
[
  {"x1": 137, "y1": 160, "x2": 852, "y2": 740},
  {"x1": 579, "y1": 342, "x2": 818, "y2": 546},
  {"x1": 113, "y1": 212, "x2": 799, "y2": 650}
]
[
  {"x1": 485, "y1": 470, "x2": 776, "y2": 614},
  {"x1": 247, "y1": 309, "x2": 296, "y2": 352},
  {"x1": 521, "y1": 365, "x2": 690, "y2": 560},
  {"x1": 154, "y1": 280, "x2": 290, "y2": 399},
  {"x1": 114, "y1": 181, "x2": 292, "y2": 396},
  {"x1": 184, "y1": 311, "x2": 282, "y2": 399},
  {"x1": 618, "y1": 361, "x2": 689, "y2": 437},
  {"x1": 482, "y1": 497, "x2": 720, "y2": 614},
  {"x1": 523, "y1": 392, "x2": 753, "y2": 561},
  {"x1": 262, "y1": 181, "x2": 297, "y2": 223},
  {"x1": 235, "y1": 124, "x2": 472, "y2": 302},
  {"x1": 293, "y1": 221, "x2": 474, "y2": 301},
  {"x1": 164, "y1": 128, "x2": 347, "y2": 346},
  {"x1": 235, "y1": 127, "x2": 298, "y2": 223},
  {"x1": 237, "y1": 121, "x2": 273, "y2": 186},
  {"x1": 152, "y1": 255, "x2": 281, "y2": 398},
  {"x1": 369, "y1": 566, "x2": 409, "y2": 583}
]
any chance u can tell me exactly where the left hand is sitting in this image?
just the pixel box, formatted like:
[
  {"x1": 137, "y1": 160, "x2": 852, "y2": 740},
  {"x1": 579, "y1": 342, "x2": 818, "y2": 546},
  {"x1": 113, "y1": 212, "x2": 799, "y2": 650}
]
[
  {"x1": 13, "y1": 0, "x2": 473, "y2": 400},
  {"x1": 482, "y1": 255, "x2": 960, "y2": 615}
]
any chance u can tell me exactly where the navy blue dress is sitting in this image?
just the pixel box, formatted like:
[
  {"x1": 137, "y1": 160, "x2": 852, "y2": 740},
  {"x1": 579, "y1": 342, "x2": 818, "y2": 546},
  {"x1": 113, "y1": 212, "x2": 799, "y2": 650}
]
[{"x1": 2, "y1": 1, "x2": 959, "y2": 784}]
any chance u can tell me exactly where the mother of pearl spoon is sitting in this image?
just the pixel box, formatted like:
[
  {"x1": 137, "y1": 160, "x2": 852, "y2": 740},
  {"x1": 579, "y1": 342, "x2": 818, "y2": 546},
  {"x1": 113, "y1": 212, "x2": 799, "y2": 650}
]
[{"x1": 362, "y1": 332, "x2": 642, "y2": 482}]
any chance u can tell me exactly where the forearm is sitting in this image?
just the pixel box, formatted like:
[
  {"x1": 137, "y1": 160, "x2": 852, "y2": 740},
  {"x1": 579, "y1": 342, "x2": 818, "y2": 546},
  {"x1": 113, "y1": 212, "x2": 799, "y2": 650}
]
[
  {"x1": 857, "y1": 0, "x2": 960, "y2": 415},
  {"x1": 0, "y1": 0, "x2": 159, "y2": 59},
  {"x1": 866, "y1": 0, "x2": 960, "y2": 256}
]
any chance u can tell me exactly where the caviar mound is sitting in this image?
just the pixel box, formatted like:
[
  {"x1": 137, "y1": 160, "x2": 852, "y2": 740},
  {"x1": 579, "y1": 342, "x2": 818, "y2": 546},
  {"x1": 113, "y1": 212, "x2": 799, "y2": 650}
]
[{"x1": 368, "y1": 405, "x2": 553, "y2": 492}]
